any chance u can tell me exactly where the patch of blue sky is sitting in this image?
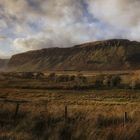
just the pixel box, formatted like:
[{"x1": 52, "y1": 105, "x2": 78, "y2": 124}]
[{"x1": 27, "y1": 19, "x2": 45, "y2": 33}]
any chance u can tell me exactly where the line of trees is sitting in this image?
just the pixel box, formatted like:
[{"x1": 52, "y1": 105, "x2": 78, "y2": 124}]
[
  {"x1": 1, "y1": 72, "x2": 140, "y2": 90},
  {"x1": 95, "y1": 74, "x2": 140, "y2": 89},
  {"x1": 47, "y1": 73, "x2": 87, "y2": 83}
]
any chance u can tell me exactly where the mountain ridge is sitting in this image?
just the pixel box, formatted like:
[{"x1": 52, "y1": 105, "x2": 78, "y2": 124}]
[{"x1": 7, "y1": 39, "x2": 140, "y2": 71}]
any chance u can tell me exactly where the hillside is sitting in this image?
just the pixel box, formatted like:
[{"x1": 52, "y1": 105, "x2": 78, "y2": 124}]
[
  {"x1": 8, "y1": 39, "x2": 140, "y2": 71},
  {"x1": 0, "y1": 59, "x2": 9, "y2": 71}
]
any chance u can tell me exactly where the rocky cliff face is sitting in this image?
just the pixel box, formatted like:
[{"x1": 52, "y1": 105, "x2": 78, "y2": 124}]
[{"x1": 8, "y1": 39, "x2": 140, "y2": 71}]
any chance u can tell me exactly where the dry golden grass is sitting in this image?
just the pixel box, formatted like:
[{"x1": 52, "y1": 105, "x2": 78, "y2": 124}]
[
  {"x1": 0, "y1": 71, "x2": 140, "y2": 140},
  {"x1": 0, "y1": 88, "x2": 140, "y2": 140}
]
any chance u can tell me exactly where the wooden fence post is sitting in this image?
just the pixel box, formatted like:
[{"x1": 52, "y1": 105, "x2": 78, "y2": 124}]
[
  {"x1": 123, "y1": 112, "x2": 128, "y2": 127},
  {"x1": 0, "y1": 103, "x2": 4, "y2": 109},
  {"x1": 14, "y1": 103, "x2": 20, "y2": 119},
  {"x1": 64, "y1": 105, "x2": 68, "y2": 123}
]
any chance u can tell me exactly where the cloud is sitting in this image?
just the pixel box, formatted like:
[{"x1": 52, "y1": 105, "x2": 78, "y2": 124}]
[
  {"x1": 0, "y1": 0, "x2": 90, "y2": 52},
  {"x1": 87, "y1": 0, "x2": 140, "y2": 26},
  {"x1": 13, "y1": 22, "x2": 102, "y2": 51},
  {"x1": 87, "y1": 0, "x2": 140, "y2": 40},
  {"x1": 0, "y1": 0, "x2": 140, "y2": 56},
  {"x1": 0, "y1": 0, "x2": 84, "y2": 27}
]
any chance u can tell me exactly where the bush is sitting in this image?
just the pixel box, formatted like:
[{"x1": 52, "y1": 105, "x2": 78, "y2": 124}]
[
  {"x1": 77, "y1": 74, "x2": 87, "y2": 83},
  {"x1": 130, "y1": 80, "x2": 137, "y2": 90},
  {"x1": 94, "y1": 74, "x2": 122, "y2": 88},
  {"x1": 103, "y1": 75, "x2": 111, "y2": 87},
  {"x1": 56, "y1": 75, "x2": 70, "y2": 82},
  {"x1": 48, "y1": 73, "x2": 56, "y2": 81},
  {"x1": 130, "y1": 79, "x2": 140, "y2": 89},
  {"x1": 95, "y1": 80, "x2": 102, "y2": 88},
  {"x1": 110, "y1": 75, "x2": 121, "y2": 87},
  {"x1": 69, "y1": 75, "x2": 76, "y2": 81},
  {"x1": 94, "y1": 74, "x2": 105, "y2": 88},
  {"x1": 22, "y1": 72, "x2": 34, "y2": 79},
  {"x1": 35, "y1": 72, "x2": 45, "y2": 79}
]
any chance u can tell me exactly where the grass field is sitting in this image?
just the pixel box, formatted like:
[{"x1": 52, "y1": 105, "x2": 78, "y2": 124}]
[{"x1": 0, "y1": 72, "x2": 140, "y2": 140}]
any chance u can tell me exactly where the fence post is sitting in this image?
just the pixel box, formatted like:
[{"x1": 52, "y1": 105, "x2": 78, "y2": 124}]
[
  {"x1": 14, "y1": 103, "x2": 20, "y2": 119},
  {"x1": 45, "y1": 101, "x2": 48, "y2": 114},
  {"x1": 0, "y1": 103, "x2": 4, "y2": 110},
  {"x1": 64, "y1": 105, "x2": 68, "y2": 123},
  {"x1": 123, "y1": 112, "x2": 128, "y2": 127}
]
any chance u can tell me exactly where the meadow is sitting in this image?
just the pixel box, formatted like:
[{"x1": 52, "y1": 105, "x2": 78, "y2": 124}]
[{"x1": 0, "y1": 71, "x2": 140, "y2": 140}]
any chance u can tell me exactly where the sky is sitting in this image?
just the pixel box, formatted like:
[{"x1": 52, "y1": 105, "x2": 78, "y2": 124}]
[{"x1": 0, "y1": 0, "x2": 140, "y2": 58}]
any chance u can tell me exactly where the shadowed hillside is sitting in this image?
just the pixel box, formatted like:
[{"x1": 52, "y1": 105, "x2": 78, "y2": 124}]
[{"x1": 8, "y1": 39, "x2": 140, "y2": 71}]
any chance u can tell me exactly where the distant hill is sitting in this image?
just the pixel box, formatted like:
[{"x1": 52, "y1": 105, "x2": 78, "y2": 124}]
[
  {"x1": 0, "y1": 59, "x2": 9, "y2": 71},
  {"x1": 8, "y1": 39, "x2": 140, "y2": 71}
]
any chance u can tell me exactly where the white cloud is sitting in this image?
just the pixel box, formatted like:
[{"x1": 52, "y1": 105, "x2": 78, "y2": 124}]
[
  {"x1": 0, "y1": 0, "x2": 140, "y2": 56},
  {"x1": 87, "y1": 0, "x2": 140, "y2": 40},
  {"x1": 13, "y1": 23, "x2": 101, "y2": 51},
  {"x1": 87, "y1": 0, "x2": 140, "y2": 27}
]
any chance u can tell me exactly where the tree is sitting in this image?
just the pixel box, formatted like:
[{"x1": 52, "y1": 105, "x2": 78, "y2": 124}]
[
  {"x1": 56, "y1": 75, "x2": 70, "y2": 82},
  {"x1": 35, "y1": 72, "x2": 44, "y2": 79},
  {"x1": 70, "y1": 75, "x2": 75, "y2": 81},
  {"x1": 130, "y1": 80, "x2": 136, "y2": 90},
  {"x1": 103, "y1": 75, "x2": 111, "y2": 87},
  {"x1": 110, "y1": 75, "x2": 121, "y2": 87},
  {"x1": 22, "y1": 72, "x2": 34, "y2": 79},
  {"x1": 77, "y1": 73, "x2": 87, "y2": 83},
  {"x1": 94, "y1": 74, "x2": 105, "y2": 88}
]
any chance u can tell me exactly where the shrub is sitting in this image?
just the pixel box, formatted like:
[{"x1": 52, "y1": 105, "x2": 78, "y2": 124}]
[
  {"x1": 103, "y1": 75, "x2": 111, "y2": 87},
  {"x1": 130, "y1": 80, "x2": 137, "y2": 90},
  {"x1": 56, "y1": 75, "x2": 70, "y2": 82},
  {"x1": 69, "y1": 75, "x2": 76, "y2": 81},
  {"x1": 22, "y1": 72, "x2": 34, "y2": 79},
  {"x1": 48, "y1": 73, "x2": 56, "y2": 81},
  {"x1": 76, "y1": 74, "x2": 87, "y2": 84},
  {"x1": 94, "y1": 74, "x2": 105, "y2": 88},
  {"x1": 110, "y1": 75, "x2": 121, "y2": 87},
  {"x1": 130, "y1": 79, "x2": 140, "y2": 89},
  {"x1": 35, "y1": 72, "x2": 45, "y2": 79}
]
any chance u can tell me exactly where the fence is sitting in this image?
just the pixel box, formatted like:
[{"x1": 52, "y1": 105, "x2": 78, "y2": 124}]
[{"x1": 0, "y1": 98, "x2": 131, "y2": 127}]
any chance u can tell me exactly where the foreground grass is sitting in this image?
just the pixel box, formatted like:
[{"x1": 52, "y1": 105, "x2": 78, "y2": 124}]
[{"x1": 0, "y1": 88, "x2": 140, "y2": 140}]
